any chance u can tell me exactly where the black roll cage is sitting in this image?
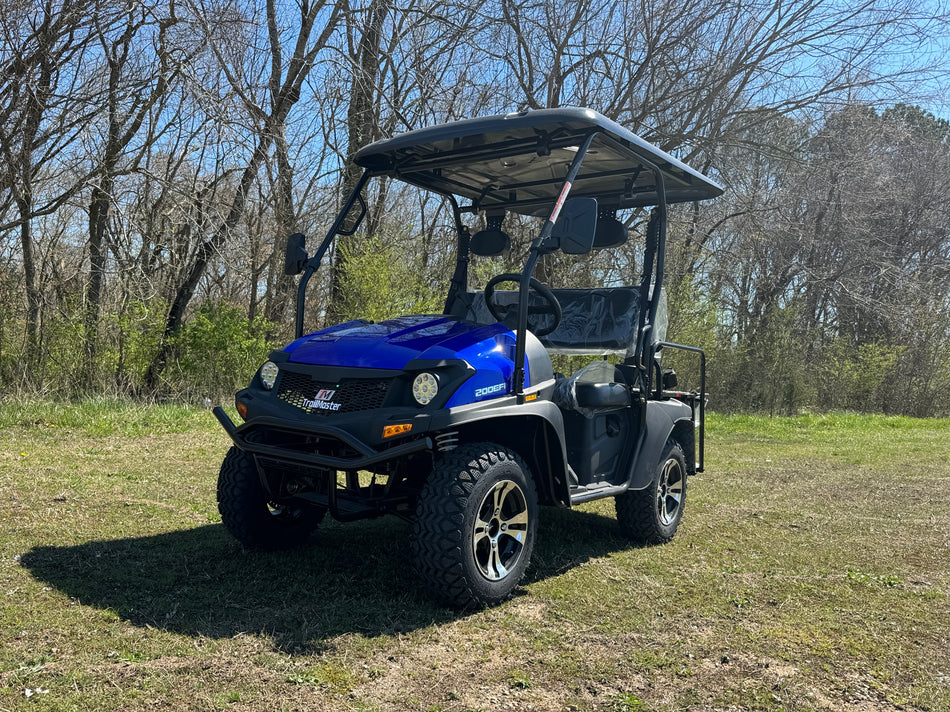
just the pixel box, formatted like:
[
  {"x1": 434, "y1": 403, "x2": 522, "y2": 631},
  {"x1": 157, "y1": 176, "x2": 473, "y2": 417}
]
[{"x1": 292, "y1": 108, "x2": 722, "y2": 406}]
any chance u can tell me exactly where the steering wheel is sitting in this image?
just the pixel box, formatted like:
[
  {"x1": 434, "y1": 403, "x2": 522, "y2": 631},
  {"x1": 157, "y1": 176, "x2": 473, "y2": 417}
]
[{"x1": 483, "y1": 273, "x2": 562, "y2": 337}]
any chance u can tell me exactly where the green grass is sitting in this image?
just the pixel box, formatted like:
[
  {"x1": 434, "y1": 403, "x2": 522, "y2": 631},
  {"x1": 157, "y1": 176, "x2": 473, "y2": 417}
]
[
  {"x1": 1, "y1": 401, "x2": 948, "y2": 711},
  {"x1": 0, "y1": 397, "x2": 227, "y2": 436}
]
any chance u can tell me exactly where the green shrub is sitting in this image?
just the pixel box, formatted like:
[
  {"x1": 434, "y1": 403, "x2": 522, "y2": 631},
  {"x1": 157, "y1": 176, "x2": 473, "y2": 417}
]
[
  {"x1": 337, "y1": 235, "x2": 443, "y2": 322},
  {"x1": 816, "y1": 339, "x2": 901, "y2": 412},
  {"x1": 168, "y1": 301, "x2": 276, "y2": 402}
]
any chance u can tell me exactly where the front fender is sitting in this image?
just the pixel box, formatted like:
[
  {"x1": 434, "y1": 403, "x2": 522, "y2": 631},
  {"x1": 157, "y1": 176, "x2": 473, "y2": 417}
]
[{"x1": 432, "y1": 391, "x2": 571, "y2": 507}]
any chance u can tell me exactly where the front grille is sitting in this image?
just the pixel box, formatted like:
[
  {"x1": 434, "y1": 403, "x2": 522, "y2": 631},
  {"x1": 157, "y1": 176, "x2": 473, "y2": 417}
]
[{"x1": 277, "y1": 371, "x2": 391, "y2": 416}]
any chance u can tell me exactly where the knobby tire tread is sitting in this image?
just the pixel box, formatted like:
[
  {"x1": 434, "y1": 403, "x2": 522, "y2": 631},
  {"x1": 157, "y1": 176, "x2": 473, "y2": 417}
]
[
  {"x1": 615, "y1": 440, "x2": 686, "y2": 546},
  {"x1": 411, "y1": 444, "x2": 535, "y2": 608},
  {"x1": 217, "y1": 446, "x2": 322, "y2": 551}
]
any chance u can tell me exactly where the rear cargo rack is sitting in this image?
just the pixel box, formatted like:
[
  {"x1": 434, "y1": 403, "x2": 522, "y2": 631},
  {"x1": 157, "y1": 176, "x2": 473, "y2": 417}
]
[{"x1": 654, "y1": 342, "x2": 706, "y2": 473}]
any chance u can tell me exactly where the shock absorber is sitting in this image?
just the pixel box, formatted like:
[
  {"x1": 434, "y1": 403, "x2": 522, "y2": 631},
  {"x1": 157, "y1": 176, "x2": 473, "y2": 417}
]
[{"x1": 434, "y1": 431, "x2": 459, "y2": 452}]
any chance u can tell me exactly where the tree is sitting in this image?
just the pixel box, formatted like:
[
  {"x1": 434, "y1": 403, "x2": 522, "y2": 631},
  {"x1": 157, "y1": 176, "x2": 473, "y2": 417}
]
[
  {"x1": 0, "y1": 0, "x2": 105, "y2": 362},
  {"x1": 83, "y1": 2, "x2": 186, "y2": 385},
  {"x1": 144, "y1": 0, "x2": 345, "y2": 391}
]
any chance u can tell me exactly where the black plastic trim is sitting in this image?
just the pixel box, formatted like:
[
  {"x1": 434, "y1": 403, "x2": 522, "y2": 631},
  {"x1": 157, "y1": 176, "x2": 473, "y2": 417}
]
[{"x1": 213, "y1": 407, "x2": 433, "y2": 470}]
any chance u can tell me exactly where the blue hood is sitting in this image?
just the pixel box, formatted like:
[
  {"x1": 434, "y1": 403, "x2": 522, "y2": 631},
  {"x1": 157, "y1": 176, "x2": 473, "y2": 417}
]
[{"x1": 285, "y1": 315, "x2": 513, "y2": 370}]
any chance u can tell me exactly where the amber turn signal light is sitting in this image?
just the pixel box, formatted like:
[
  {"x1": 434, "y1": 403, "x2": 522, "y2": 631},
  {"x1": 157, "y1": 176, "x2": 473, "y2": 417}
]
[{"x1": 382, "y1": 423, "x2": 412, "y2": 439}]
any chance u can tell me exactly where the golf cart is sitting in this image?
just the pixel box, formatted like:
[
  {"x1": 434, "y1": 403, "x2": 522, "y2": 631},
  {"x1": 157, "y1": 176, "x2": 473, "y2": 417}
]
[{"x1": 212, "y1": 107, "x2": 723, "y2": 607}]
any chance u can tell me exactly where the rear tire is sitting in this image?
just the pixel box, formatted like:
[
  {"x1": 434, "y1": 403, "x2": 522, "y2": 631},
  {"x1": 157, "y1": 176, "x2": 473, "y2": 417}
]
[
  {"x1": 217, "y1": 446, "x2": 324, "y2": 550},
  {"x1": 411, "y1": 443, "x2": 538, "y2": 608},
  {"x1": 615, "y1": 440, "x2": 687, "y2": 545}
]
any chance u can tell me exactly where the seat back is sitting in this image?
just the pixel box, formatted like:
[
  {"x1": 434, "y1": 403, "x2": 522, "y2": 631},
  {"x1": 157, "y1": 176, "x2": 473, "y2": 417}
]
[{"x1": 593, "y1": 215, "x2": 627, "y2": 249}]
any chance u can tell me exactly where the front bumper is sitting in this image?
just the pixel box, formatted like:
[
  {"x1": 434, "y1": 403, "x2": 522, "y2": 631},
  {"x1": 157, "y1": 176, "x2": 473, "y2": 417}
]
[{"x1": 213, "y1": 406, "x2": 433, "y2": 471}]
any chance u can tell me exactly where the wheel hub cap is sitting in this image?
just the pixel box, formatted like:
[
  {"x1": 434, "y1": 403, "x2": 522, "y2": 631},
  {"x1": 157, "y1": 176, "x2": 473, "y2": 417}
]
[
  {"x1": 656, "y1": 459, "x2": 684, "y2": 526},
  {"x1": 472, "y1": 480, "x2": 530, "y2": 581}
]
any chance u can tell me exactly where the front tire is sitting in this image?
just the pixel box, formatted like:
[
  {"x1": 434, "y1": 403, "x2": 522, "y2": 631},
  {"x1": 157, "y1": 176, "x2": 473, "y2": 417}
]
[
  {"x1": 217, "y1": 446, "x2": 325, "y2": 551},
  {"x1": 411, "y1": 443, "x2": 538, "y2": 608},
  {"x1": 615, "y1": 439, "x2": 687, "y2": 545}
]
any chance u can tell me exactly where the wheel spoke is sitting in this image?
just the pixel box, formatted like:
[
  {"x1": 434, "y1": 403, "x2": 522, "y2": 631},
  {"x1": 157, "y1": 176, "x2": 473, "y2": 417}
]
[
  {"x1": 490, "y1": 483, "x2": 503, "y2": 512},
  {"x1": 662, "y1": 493, "x2": 680, "y2": 523},
  {"x1": 501, "y1": 509, "x2": 529, "y2": 531},
  {"x1": 661, "y1": 461, "x2": 676, "y2": 486},
  {"x1": 667, "y1": 477, "x2": 683, "y2": 510},
  {"x1": 473, "y1": 517, "x2": 492, "y2": 548},
  {"x1": 499, "y1": 531, "x2": 525, "y2": 557},
  {"x1": 487, "y1": 545, "x2": 508, "y2": 580},
  {"x1": 494, "y1": 481, "x2": 515, "y2": 511}
]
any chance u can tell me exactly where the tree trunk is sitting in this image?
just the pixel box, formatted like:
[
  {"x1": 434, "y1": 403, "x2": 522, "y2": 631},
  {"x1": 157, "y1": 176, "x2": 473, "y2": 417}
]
[
  {"x1": 263, "y1": 124, "x2": 296, "y2": 326},
  {"x1": 326, "y1": 0, "x2": 388, "y2": 324},
  {"x1": 17, "y1": 196, "x2": 41, "y2": 360},
  {"x1": 85, "y1": 176, "x2": 111, "y2": 385},
  {"x1": 143, "y1": 134, "x2": 273, "y2": 393}
]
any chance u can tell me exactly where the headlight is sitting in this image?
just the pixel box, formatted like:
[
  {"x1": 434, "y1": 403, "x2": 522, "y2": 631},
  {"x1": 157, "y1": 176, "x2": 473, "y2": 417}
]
[
  {"x1": 259, "y1": 361, "x2": 279, "y2": 390},
  {"x1": 412, "y1": 372, "x2": 438, "y2": 405}
]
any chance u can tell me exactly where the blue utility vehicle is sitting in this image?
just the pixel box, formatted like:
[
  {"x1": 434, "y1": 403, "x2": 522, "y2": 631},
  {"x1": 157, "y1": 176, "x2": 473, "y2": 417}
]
[{"x1": 213, "y1": 108, "x2": 723, "y2": 607}]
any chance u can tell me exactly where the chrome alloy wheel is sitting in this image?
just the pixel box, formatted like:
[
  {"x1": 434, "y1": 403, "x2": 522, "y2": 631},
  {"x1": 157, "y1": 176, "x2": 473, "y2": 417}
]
[
  {"x1": 656, "y1": 457, "x2": 685, "y2": 526},
  {"x1": 472, "y1": 479, "x2": 530, "y2": 581}
]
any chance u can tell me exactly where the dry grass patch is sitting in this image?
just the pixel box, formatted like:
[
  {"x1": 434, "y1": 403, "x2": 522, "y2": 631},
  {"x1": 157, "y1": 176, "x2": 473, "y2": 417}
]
[{"x1": 1, "y1": 403, "x2": 948, "y2": 711}]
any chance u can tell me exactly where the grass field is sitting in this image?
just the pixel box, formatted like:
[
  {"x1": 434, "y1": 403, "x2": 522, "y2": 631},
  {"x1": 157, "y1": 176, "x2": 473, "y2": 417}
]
[{"x1": 1, "y1": 401, "x2": 948, "y2": 711}]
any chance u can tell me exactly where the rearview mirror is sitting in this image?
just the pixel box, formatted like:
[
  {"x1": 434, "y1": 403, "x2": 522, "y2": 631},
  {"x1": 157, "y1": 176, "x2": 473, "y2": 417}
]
[
  {"x1": 284, "y1": 232, "x2": 308, "y2": 275},
  {"x1": 548, "y1": 197, "x2": 598, "y2": 254}
]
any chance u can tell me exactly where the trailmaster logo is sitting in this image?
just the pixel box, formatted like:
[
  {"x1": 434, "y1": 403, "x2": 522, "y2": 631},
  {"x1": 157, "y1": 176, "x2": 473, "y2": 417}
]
[{"x1": 304, "y1": 389, "x2": 342, "y2": 411}]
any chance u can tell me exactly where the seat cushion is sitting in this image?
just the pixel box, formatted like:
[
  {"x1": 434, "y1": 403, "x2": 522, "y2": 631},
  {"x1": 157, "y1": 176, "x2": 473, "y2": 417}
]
[{"x1": 573, "y1": 382, "x2": 630, "y2": 409}]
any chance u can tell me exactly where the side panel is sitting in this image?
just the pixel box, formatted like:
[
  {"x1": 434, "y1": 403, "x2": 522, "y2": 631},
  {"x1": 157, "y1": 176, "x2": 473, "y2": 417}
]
[
  {"x1": 444, "y1": 331, "x2": 518, "y2": 407},
  {"x1": 627, "y1": 399, "x2": 693, "y2": 490}
]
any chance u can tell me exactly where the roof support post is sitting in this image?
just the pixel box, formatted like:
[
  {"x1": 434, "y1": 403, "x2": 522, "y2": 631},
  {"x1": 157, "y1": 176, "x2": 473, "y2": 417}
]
[
  {"x1": 513, "y1": 132, "x2": 599, "y2": 398},
  {"x1": 632, "y1": 158, "x2": 668, "y2": 379},
  {"x1": 443, "y1": 196, "x2": 471, "y2": 315}
]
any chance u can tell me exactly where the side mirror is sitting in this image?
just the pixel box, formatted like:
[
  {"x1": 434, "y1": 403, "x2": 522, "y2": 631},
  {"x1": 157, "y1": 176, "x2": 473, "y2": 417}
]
[
  {"x1": 547, "y1": 197, "x2": 598, "y2": 254},
  {"x1": 284, "y1": 232, "x2": 308, "y2": 275}
]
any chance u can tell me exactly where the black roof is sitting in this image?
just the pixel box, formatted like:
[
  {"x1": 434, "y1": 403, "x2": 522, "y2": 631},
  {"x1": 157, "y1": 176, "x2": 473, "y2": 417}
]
[{"x1": 354, "y1": 107, "x2": 723, "y2": 215}]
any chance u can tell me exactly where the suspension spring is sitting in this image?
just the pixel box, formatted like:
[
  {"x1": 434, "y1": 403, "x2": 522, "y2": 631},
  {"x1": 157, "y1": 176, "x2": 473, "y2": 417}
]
[{"x1": 434, "y1": 431, "x2": 459, "y2": 452}]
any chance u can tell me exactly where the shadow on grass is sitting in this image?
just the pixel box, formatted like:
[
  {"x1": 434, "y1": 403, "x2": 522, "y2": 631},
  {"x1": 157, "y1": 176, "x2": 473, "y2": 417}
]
[{"x1": 19, "y1": 507, "x2": 629, "y2": 652}]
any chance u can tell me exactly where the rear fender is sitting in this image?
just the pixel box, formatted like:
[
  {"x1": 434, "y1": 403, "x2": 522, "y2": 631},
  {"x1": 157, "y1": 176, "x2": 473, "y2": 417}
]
[{"x1": 627, "y1": 400, "x2": 694, "y2": 489}]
